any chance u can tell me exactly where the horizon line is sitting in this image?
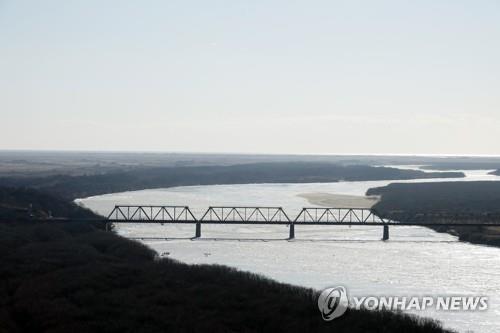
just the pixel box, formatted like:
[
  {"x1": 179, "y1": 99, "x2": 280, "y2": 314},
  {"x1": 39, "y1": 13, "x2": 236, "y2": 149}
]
[{"x1": 1, "y1": 149, "x2": 500, "y2": 158}]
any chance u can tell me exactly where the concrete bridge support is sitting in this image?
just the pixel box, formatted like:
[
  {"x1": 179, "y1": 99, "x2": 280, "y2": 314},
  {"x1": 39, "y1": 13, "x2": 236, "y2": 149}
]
[
  {"x1": 382, "y1": 225, "x2": 389, "y2": 241},
  {"x1": 289, "y1": 223, "x2": 295, "y2": 239},
  {"x1": 195, "y1": 222, "x2": 201, "y2": 238}
]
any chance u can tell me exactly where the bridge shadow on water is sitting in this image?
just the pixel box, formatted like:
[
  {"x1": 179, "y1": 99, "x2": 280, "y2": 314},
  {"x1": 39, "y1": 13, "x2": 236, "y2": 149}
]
[{"x1": 128, "y1": 237, "x2": 459, "y2": 244}]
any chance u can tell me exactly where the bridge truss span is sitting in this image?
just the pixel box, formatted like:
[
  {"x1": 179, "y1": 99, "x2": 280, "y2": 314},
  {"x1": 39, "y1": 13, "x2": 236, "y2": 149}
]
[
  {"x1": 200, "y1": 206, "x2": 291, "y2": 224},
  {"x1": 293, "y1": 207, "x2": 392, "y2": 224},
  {"x1": 107, "y1": 205, "x2": 197, "y2": 222},
  {"x1": 105, "y1": 205, "x2": 398, "y2": 240}
]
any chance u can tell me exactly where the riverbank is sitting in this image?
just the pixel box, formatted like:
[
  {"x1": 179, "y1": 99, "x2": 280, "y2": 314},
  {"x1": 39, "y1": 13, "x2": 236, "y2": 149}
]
[
  {"x1": 367, "y1": 181, "x2": 500, "y2": 247},
  {"x1": 0, "y1": 163, "x2": 464, "y2": 200},
  {"x1": 1, "y1": 171, "x2": 498, "y2": 330},
  {"x1": 0, "y1": 219, "x2": 451, "y2": 333}
]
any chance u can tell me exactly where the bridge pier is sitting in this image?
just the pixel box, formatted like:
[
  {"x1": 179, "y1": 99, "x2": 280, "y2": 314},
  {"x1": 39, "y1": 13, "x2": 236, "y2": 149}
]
[
  {"x1": 289, "y1": 223, "x2": 295, "y2": 239},
  {"x1": 195, "y1": 222, "x2": 201, "y2": 238},
  {"x1": 382, "y1": 225, "x2": 389, "y2": 241}
]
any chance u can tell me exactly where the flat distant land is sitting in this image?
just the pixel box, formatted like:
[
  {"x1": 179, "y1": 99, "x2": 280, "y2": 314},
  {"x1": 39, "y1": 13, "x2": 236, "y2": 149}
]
[
  {"x1": 0, "y1": 161, "x2": 463, "y2": 200},
  {"x1": 1, "y1": 150, "x2": 500, "y2": 177}
]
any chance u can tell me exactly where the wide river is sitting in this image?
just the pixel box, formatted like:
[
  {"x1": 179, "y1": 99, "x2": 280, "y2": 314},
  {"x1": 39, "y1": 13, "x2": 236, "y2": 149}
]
[{"x1": 78, "y1": 167, "x2": 500, "y2": 333}]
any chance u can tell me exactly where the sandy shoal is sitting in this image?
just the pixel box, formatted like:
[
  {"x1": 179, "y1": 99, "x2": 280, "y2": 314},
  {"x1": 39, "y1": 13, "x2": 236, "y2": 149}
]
[{"x1": 297, "y1": 192, "x2": 379, "y2": 208}]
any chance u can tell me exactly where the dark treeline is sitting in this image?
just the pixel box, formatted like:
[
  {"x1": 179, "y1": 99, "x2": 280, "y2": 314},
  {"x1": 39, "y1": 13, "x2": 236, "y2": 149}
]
[
  {"x1": 421, "y1": 162, "x2": 500, "y2": 170},
  {"x1": 367, "y1": 182, "x2": 500, "y2": 246},
  {"x1": 0, "y1": 187, "x2": 99, "y2": 220},
  {"x1": 0, "y1": 163, "x2": 464, "y2": 200},
  {"x1": 0, "y1": 220, "x2": 452, "y2": 333},
  {"x1": 368, "y1": 182, "x2": 500, "y2": 215}
]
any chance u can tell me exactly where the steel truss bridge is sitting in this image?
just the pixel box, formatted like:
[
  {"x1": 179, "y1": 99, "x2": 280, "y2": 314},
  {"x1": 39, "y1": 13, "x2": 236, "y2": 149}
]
[{"x1": 106, "y1": 205, "x2": 499, "y2": 240}]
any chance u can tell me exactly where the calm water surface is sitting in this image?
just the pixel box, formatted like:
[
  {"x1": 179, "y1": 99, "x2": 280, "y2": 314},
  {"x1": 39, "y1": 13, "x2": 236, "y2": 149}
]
[{"x1": 78, "y1": 169, "x2": 500, "y2": 333}]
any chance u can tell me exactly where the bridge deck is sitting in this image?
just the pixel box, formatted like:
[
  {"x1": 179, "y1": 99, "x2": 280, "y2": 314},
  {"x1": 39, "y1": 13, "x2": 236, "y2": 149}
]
[
  {"x1": 105, "y1": 205, "x2": 499, "y2": 225},
  {"x1": 103, "y1": 205, "x2": 500, "y2": 240},
  {"x1": 105, "y1": 219, "x2": 499, "y2": 226}
]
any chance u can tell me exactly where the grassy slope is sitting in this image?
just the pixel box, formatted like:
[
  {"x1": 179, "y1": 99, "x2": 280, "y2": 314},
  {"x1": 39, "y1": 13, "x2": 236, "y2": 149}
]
[
  {"x1": 368, "y1": 182, "x2": 500, "y2": 246},
  {"x1": 0, "y1": 220, "x2": 451, "y2": 333}
]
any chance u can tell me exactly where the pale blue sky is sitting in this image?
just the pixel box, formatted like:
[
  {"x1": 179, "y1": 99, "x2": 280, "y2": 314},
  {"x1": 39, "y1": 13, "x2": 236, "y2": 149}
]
[{"x1": 1, "y1": 1, "x2": 499, "y2": 154}]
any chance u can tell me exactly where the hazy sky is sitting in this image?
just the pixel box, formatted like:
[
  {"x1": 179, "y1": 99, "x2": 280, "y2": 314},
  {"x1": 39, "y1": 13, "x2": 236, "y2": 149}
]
[{"x1": 1, "y1": 1, "x2": 499, "y2": 155}]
